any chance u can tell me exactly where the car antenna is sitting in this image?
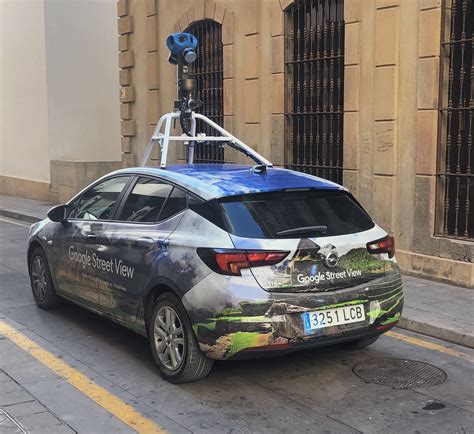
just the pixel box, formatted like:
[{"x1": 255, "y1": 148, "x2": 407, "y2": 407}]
[
  {"x1": 251, "y1": 164, "x2": 267, "y2": 174},
  {"x1": 140, "y1": 33, "x2": 274, "y2": 171}
]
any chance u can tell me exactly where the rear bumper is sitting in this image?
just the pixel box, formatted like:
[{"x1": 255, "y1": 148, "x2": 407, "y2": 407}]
[
  {"x1": 182, "y1": 267, "x2": 404, "y2": 360},
  {"x1": 230, "y1": 326, "x2": 394, "y2": 360}
]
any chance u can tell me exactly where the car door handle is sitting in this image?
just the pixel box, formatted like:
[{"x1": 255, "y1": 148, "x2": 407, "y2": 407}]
[
  {"x1": 132, "y1": 237, "x2": 154, "y2": 249},
  {"x1": 86, "y1": 233, "x2": 97, "y2": 241}
]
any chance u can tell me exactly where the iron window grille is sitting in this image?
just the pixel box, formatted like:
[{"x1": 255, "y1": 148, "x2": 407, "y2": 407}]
[
  {"x1": 437, "y1": 0, "x2": 473, "y2": 239},
  {"x1": 186, "y1": 19, "x2": 225, "y2": 163},
  {"x1": 284, "y1": 0, "x2": 344, "y2": 184}
]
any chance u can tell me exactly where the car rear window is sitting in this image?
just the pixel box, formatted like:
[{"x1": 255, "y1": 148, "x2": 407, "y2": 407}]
[{"x1": 219, "y1": 190, "x2": 374, "y2": 238}]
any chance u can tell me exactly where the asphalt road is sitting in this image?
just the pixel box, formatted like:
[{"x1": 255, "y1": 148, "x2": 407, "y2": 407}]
[{"x1": 1, "y1": 218, "x2": 473, "y2": 433}]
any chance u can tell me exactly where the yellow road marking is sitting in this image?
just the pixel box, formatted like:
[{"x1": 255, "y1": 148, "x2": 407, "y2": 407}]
[
  {"x1": 0, "y1": 320, "x2": 165, "y2": 433},
  {"x1": 387, "y1": 330, "x2": 474, "y2": 364}
]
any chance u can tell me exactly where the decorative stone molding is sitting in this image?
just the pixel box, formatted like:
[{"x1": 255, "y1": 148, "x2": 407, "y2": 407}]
[
  {"x1": 117, "y1": 0, "x2": 136, "y2": 167},
  {"x1": 118, "y1": 16, "x2": 133, "y2": 34},
  {"x1": 117, "y1": 0, "x2": 128, "y2": 17},
  {"x1": 343, "y1": 0, "x2": 362, "y2": 205},
  {"x1": 173, "y1": 1, "x2": 234, "y2": 45},
  {"x1": 146, "y1": 0, "x2": 159, "y2": 161},
  {"x1": 280, "y1": 0, "x2": 293, "y2": 12}
]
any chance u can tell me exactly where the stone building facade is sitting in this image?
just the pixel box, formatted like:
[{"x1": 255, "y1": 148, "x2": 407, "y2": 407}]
[{"x1": 116, "y1": 0, "x2": 473, "y2": 287}]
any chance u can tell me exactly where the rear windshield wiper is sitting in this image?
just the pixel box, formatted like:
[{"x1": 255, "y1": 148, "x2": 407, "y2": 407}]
[{"x1": 276, "y1": 225, "x2": 328, "y2": 236}]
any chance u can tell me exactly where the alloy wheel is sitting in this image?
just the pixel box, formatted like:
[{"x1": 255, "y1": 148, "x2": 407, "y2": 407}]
[
  {"x1": 154, "y1": 305, "x2": 185, "y2": 371},
  {"x1": 31, "y1": 256, "x2": 47, "y2": 301}
]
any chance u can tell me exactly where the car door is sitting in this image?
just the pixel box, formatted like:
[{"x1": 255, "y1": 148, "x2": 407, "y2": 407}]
[
  {"x1": 99, "y1": 177, "x2": 188, "y2": 323},
  {"x1": 50, "y1": 175, "x2": 133, "y2": 310}
]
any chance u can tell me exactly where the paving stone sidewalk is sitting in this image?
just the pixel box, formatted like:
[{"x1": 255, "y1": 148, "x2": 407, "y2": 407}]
[
  {"x1": 0, "y1": 317, "x2": 136, "y2": 433},
  {"x1": 1, "y1": 193, "x2": 473, "y2": 349},
  {"x1": 0, "y1": 369, "x2": 74, "y2": 433}
]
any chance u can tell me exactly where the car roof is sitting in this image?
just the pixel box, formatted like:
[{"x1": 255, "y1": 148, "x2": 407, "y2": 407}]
[{"x1": 108, "y1": 164, "x2": 344, "y2": 201}]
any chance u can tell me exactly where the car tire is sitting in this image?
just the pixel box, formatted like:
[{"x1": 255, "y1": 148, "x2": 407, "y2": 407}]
[
  {"x1": 149, "y1": 292, "x2": 213, "y2": 383},
  {"x1": 342, "y1": 335, "x2": 380, "y2": 350},
  {"x1": 29, "y1": 247, "x2": 61, "y2": 309}
]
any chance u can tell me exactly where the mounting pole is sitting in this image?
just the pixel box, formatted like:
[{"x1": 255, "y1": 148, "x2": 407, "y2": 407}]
[{"x1": 140, "y1": 32, "x2": 273, "y2": 169}]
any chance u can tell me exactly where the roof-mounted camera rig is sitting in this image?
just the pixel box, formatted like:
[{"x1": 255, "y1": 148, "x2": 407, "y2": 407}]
[
  {"x1": 140, "y1": 32, "x2": 272, "y2": 171},
  {"x1": 166, "y1": 32, "x2": 202, "y2": 136}
]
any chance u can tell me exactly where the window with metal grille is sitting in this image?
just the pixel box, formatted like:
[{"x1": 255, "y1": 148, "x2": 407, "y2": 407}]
[
  {"x1": 438, "y1": 0, "x2": 473, "y2": 239},
  {"x1": 186, "y1": 20, "x2": 225, "y2": 163},
  {"x1": 284, "y1": 0, "x2": 344, "y2": 184}
]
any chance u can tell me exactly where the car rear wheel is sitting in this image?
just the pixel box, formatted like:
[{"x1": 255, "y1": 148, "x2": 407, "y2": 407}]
[
  {"x1": 29, "y1": 247, "x2": 61, "y2": 309},
  {"x1": 149, "y1": 292, "x2": 213, "y2": 383},
  {"x1": 342, "y1": 335, "x2": 380, "y2": 350}
]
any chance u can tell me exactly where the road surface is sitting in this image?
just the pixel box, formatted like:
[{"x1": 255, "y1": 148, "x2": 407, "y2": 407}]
[{"x1": 0, "y1": 218, "x2": 473, "y2": 433}]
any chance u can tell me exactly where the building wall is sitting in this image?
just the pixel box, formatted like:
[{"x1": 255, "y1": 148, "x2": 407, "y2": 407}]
[
  {"x1": 0, "y1": 0, "x2": 122, "y2": 203},
  {"x1": 0, "y1": 0, "x2": 51, "y2": 188},
  {"x1": 343, "y1": 0, "x2": 473, "y2": 286},
  {"x1": 117, "y1": 0, "x2": 280, "y2": 167},
  {"x1": 44, "y1": 0, "x2": 122, "y2": 164},
  {"x1": 118, "y1": 0, "x2": 473, "y2": 286}
]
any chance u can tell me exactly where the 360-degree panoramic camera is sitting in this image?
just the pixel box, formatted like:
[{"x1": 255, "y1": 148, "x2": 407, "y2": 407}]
[
  {"x1": 165, "y1": 32, "x2": 201, "y2": 136},
  {"x1": 166, "y1": 32, "x2": 198, "y2": 65}
]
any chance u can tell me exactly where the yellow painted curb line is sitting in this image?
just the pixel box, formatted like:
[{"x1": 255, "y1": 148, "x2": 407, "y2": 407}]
[
  {"x1": 387, "y1": 330, "x2": 474, "y2": 364},
  {"x1": 0, "y1": 320, "x2": 165, "y2": 433}
]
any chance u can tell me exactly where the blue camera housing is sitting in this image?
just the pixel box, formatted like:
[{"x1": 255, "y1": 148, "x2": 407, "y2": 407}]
[{"x1": 166, "y1": 32, "x2": 198, "y2": 64}]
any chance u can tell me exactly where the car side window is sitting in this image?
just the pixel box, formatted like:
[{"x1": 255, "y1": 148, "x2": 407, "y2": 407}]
[
  {"x1": 118, "y1": 177, "x2": 173, "y2": 222},
  {"x1": 67, "y1": 197, "x2": 81, "y2": 219},
  {"x1": 158, "y1": 187, "x2": 187, "y2": 221},
  {"x1": 72, "y1": 176, "x2": 133, "y2": 221}
]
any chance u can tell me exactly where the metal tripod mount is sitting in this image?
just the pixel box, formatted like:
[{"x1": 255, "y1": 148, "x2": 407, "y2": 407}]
[
  {"x1": 174, "y1": 55, "x2": 201, "y2": 137},
  {"x1": 140, "y1": 32, "x2": 272, "y2": 169}
]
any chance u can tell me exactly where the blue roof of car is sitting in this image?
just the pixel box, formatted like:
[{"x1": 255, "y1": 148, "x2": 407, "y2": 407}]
[{"x1": 111, "y1": 164, "x2": 344, "y2": 200}]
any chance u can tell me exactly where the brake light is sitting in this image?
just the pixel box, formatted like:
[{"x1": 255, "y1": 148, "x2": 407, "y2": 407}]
[
  {"x1": 367, "y1": 235, "x2": 395, "y2": 258},
  {"x1": 197, "y1": 248, "x2": 289, "y2": 276}
]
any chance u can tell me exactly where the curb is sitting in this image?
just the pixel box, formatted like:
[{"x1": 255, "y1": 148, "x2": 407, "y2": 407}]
[
  {"x1": 0, "y1": 209, "x2": 41, "y2": 224},
  {"x1": 397, "y1": 317, "x2": 474, "y2": 349}
]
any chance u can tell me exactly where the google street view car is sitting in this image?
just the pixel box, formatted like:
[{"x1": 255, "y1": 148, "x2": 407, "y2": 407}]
[{"x1": 27, "y1": 33, "x2": 403, "y2": 383}]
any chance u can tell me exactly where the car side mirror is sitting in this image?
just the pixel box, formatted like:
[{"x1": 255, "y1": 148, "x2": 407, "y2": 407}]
[{"x1": 47, "y1": 204, "x2": 68, "y2": 223}]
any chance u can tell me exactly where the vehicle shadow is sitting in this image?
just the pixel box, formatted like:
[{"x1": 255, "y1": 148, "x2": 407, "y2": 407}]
[{"x1": 42, "y1": 298, "x2": 375, "y2": 385}]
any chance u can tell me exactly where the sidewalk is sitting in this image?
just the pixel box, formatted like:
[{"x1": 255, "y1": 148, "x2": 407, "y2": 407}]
[
  {"x1": 1, "y1": 193, "x2": 473, "y2": 349},
  {"x1": 0, "y1": 316, "x2": 165, "y2": 433},
  {"x1": 0, "y1": 195, "x2": 54, "y2": 223}
]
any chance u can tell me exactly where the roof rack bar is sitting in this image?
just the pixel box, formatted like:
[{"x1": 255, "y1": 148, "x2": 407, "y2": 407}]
[
  {"x1": 140, "y1": 111, "x2": 273, "y2": 169},
  {"x1": 154, "y1": 136, "x2": 234, "y2": 142}
]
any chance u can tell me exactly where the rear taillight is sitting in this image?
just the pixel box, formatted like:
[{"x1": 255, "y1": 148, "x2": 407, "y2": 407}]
[
  {"x1": 367, "y1": 235, "x2": 395, "y2": 258},
  {"x1": 197, "y1": 248, "x2": 289, "y2": 276}
]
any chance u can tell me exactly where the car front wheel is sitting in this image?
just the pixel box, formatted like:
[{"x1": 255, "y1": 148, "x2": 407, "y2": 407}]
[
  {"x1": 29, "y1": 247, "x2": 61, "y2": 309},
  {"x1": 149, "y1": 293, "x2": 213, "y2": 383}
]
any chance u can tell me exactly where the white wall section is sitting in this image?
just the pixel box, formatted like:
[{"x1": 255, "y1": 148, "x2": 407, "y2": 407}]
[
  {"x1": 0, "y1": 0, "x2": 51, "y2": 182},
  {"x1": 0, "y1": 0, "x2": 121, "y2": 184},
  {"x1": 44, "y1": 0, "x2": 121, "y2": 162}
]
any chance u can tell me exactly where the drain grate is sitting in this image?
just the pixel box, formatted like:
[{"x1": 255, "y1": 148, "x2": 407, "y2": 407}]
[{"x1": 353, "y1": 358, "x2": 447, "y2": 389}]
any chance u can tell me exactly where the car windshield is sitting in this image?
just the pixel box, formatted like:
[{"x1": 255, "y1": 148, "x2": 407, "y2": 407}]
[{"x1": 219, "y1": 190, "x2": 374, "y2": 239}]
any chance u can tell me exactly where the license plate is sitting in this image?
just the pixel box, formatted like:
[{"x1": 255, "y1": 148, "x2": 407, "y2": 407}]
[{"x1": 302, "y1": 304, "x2": 366, "y2": 333}]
